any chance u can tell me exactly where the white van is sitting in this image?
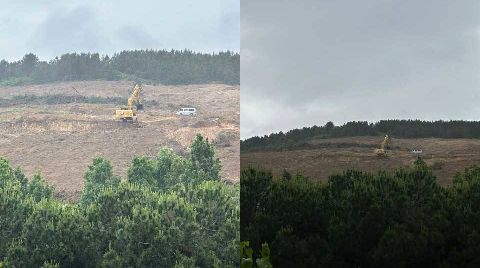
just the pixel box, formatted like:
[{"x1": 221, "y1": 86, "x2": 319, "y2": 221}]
[{"x1": 176, "y1": 107, "x2": 196, "y2": 116}]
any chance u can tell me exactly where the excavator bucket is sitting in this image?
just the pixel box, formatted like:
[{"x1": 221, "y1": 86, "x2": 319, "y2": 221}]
[{"x1": 136, "y1": 104, "x2": 144, "y2": 111}]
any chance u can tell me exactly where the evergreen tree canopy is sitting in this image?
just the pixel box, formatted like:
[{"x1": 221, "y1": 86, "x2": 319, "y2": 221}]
[
  {"x1": 241, "y1": 161, "x2": 480, "y2": 267},
  {"x1": 0, "y1": 50, "x2": 239, "y2": 86},
  {"x1": 0, "y1": 135, "x2": 239, "y2": 267}
]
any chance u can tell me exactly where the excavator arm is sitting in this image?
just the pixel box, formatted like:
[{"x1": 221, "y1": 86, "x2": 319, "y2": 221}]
[
  {"x1": 374, "y1": 135, "x2": 391, "y2": 157},
  {"x1": 127, "y1": 84, "x2": 143, "y2": 110},
  {"x1": 381, "y1": 135, "x2": 391, "y2": 150}
]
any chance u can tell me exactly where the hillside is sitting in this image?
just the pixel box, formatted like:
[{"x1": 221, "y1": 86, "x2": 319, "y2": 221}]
[
  {"x1": 241, "y1": 120, "x2": 480, "y2": 152},
  {"x1": 0, "y1": 80, "x2": 239, "y2": 199},
  {"x1": 241, "y1": 136, "x2": 480, "y2": 185}
]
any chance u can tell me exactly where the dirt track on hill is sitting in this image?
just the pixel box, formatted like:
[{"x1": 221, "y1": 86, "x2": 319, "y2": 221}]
[{"x1": 0, "y1": 81, "x2": 239, "y2": 200}]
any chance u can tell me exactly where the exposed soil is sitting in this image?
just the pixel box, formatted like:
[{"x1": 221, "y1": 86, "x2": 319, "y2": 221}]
[
  {"x1": 0, "y1": 81, "x2": 239, "y2": 200},
  {"x1": 241, "y1": 136, "x2": 480, "y2": 186}
]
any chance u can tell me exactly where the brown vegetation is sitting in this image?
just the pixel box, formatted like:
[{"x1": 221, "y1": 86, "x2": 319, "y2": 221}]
[
  {"x1": 0, "y1": 81, "x2": 239, "y2": 200},
  {"x1": 241, "y1": 136, "x2": 480, "y2": 186}
]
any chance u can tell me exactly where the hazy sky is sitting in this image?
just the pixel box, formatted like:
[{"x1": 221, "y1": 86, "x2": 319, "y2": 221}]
[
  {"x1": 241, "y1": 0, "x2": 480, "y2": 139},
  {"x1": 0, "y1": 0, "x2": 239, "y2": 61}
]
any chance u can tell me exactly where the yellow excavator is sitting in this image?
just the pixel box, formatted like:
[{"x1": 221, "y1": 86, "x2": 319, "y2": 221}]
[
  {"x1": 115, "y1": 83, "x2": 143, "y2": 122},
  {"x1": 374, "y1": 134, "x2": 391, "y2": 157}
]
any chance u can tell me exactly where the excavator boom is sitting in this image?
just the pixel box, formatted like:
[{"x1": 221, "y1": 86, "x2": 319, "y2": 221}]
[
  {"x1": 128, "y1": 84, "x2": 143, "y2": 110},
  {"x1": 374, "y1": 135, "x2": 391, "y2": 157}
]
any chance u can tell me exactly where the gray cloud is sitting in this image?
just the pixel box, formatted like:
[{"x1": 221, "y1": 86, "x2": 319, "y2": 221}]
[
  {"x1": 30, "y1": 5, "x2": 110, "y2": 58},
  {"x1": 216, "y1": 2, "x2": 240, "y2": 51},
  {"x1": 116, "y1": 25, "x2": 161, "y2": 49},
  {"x1": 0, "y1": 0, "x2": 239, "y2": 61},
  {"x1": 241, "y1": 0, "x2": 480, "y2": 139}
]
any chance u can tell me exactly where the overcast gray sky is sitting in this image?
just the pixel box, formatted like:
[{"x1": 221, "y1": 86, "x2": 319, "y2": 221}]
[
  {"x1": 241, "y1": 0, "x2": 480, "y2": 139},
  {"x1": 0, "y1": 0, "x2": 239, "y2": 61}
]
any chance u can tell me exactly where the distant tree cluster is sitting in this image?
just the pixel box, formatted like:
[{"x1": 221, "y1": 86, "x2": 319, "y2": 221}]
[
  {"x1": 0, "y1": 50, "x2": 239, "y2": 86},
  {"x1": 0, "y1": 134, "x2": 239, "y2": 267},
  {"x1": 241, "y1": 120, "x2": 480, "y2": 152},
  {"x1": 241, "y1": 160, "x2": 480, "y2": 267}
]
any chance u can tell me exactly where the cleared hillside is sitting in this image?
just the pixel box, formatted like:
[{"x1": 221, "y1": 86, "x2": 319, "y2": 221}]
[
  {"x1": 241, "y1": 136, "x2": 480, "y2": 185},
  {"x1": 0, "y1": 80, "x2": 239, "y2": 200}
]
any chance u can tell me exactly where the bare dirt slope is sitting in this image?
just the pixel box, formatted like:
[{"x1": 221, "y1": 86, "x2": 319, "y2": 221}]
[
  {"x1": 241, "y1": 136, "x2": 480, "y2": 186},
  {"x1": 0, "y1": 81, "x2": 239, "y2": 200}
]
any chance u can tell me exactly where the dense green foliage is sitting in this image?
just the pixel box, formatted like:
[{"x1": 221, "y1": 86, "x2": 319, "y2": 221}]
[
  {"x1": 241, "y1": 120, "x2": 480, "y2": 152},
  {"x1": 240, "y1": 242, "x2": 272, "y2": 268},
  {"x1": 241, "y1": 160, "x2": 480, "y2": 267},
  {"x1": 0, "y1": 135, "x2": 239, "y2": 267},
  {"x1": 0, "y1": 50, "x2": 239, "y2": 86}
]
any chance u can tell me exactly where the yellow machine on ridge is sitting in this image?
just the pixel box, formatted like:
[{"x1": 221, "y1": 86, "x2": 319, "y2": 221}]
[
  {"x1": 374, "y1": 134, "x2": 391, "y2": 157},
  {"x1": 115, "y1": 83, "x2": 144, "y2": 122}
]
